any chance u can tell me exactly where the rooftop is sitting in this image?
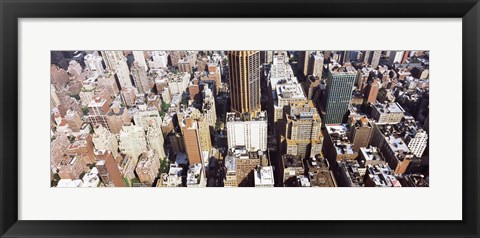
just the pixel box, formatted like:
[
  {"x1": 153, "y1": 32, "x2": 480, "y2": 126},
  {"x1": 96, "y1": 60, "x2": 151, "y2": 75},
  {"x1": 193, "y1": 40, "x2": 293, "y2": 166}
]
[
  {"x1": 186, "y1": 163, "x2": 203, "y2": 186},
  {"x1": 366, "y1": 164, "x2": 402, "y2": 187},
  {"x1": 338, "y1": 160, "x2": 364, "y2": 187},
  {"x1": 226, "y1": 111, "x2": 267, "y2": 122},
  {"x1": 254, "y1": 166, "x2": 274, "y2": 186},
  {"x1": 136, "y1": 150, "x2": 158, "y2": 169},
  {"x1": 282, "y1": 154, "x2": 304, "y2": 168},
  {"x1": 373, "y1": 102, "x2": 405, "y2": 114}
]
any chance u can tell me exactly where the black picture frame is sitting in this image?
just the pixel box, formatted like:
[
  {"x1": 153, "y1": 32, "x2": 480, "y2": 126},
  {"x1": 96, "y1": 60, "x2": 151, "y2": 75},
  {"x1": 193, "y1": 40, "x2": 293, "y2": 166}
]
[{"x1": 1, "y1": 0, "x2": 479, "y2": 237}]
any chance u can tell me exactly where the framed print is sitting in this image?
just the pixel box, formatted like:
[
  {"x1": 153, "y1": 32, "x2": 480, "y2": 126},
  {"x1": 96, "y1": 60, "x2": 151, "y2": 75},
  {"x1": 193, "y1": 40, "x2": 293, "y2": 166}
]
[{"x1": 1, "y1": 0, "x2": 479, "y2": 237}]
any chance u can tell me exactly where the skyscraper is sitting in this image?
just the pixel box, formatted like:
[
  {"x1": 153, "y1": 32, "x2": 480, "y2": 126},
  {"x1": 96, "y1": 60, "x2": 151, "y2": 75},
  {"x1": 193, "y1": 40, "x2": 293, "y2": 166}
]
[
  {"x1": 132, "y1": 51, "x2": 148, "y2": 71},
  {"x1": 307, "y1": 51, "x2": 324, "y2": 78},
  {"x1": 369, "y1": 51, "x2": 382, "y2": 68},
  {"x1": 178, "y1": 107, "x2": 203, "y2": 164},
  {"x1": 130, "y1": 61, "x2": 150, "y2": 94},
  {"x1": 297, "y1": 50, "x2": 310, "y2": 76},
  {"x1": 388, "y1": 51, "x2": 405, "y2": 66},
  {"x1": 227, "y1": 51, "x2": 261, "y2": 113},
  {"x1": 324, "y1": 67, "x2": 359, "y2": 124},
  {"x1": 95, "y1": 150, "x2": 126, "y2": 187},
  {"x1": 364, "y1": 79, "x2": 380, "y2": 104}
]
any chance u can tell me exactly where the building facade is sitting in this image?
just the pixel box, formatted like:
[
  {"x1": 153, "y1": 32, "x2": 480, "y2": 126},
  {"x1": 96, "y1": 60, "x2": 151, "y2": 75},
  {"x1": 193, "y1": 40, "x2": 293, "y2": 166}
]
[{"x1": 228, "y1": 51, "x2": 261, "y2": 113}]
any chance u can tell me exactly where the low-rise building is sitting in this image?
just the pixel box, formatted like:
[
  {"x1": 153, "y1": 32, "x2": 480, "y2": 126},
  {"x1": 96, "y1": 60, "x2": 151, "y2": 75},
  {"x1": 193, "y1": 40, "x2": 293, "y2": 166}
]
[
  {"x1": 336, "y1": 160, "x2": 364, "y2": 187},
  {"x1": 279, "y1": 154, "x2": 304, "y2": 186},
  {"x1": 323, "y1": 125, "x2": 358, "y2": 167},
  {"x1": 371, "y1": 102, "x2": 405, "y2": 124},
  {"x1": 371, "y1": 123, "x2": 416, "y2": 175},
  {"x1": 186, "y1": 163, "x2": 206, "y2": 187},
  {"x1": 364, "y1": 164, "x2": 402, "y2": 187}
]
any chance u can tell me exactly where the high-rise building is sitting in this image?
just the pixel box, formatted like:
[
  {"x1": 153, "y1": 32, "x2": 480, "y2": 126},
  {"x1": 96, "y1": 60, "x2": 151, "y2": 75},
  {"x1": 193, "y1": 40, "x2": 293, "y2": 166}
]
[
  {"x1": 101, "y1": 51, "x2": 124, "y2": 72},
  {"x1": 67, "y1": 60, "x2": 82, "y2": 77},
  {"x1": 50, "y1": 65, "x2": 69, "y2": 89},
  {"x1": 130, "y1": 61, "x2": 150, "y2": 94},
  {"x1": 297, "y1": 51, "x2": 310, "y2": 76},
  {"x1": 323, "y1": 125, "x2": 358, "y2": 164},
  {"x1": 97, "y1": 73, "x2": 119, "y2": 97},
  {"x1": 178, "y1": 58, "x2": 193, "y2": 74},
  {"x1": 281, "y1": 100, "x2": 323, "y2": 159},
  {"x1": 169, "y1": 132, "x2": 185, "y2": 154},
  {"x1": 92, "y1": 124, "x2": 119, "y2": 157},
  {"x1": 116, "y1": 58, "x2": 133, "y2": 90},
  {"x1": 146, "y1": 123, "x2": 166, "y2": 159},
  {"x1": 167, "y1": 72, "x2": 190, "y2": 96},
  {"x1": 135, "y1": 149, "x2": 161, "y2": 186},
  {"x1": 148, "y1": 51, "x2": 169, "y2": 70},
  {"x1": 65, "y1": 109, "x2": 83, "y2": 132},
  {"x1": 57, "y1": 154, "x2": 86, "y2": 180},
  {"x1": 225, "y1": 148, "x2": 264, "y2": 187},
  {"x1": 369, "y1": 51, "x2": 382, "y2": 68},
  {"x1": 50, "y1": 84, "x2": 61, "y2": 108},
  {"x1": 66, "y1": 133, "x2": 96, "y2": 165},
  {"x1": 119, "y1": 123, "x2": 147, "y2": 163},
  {"x1": 178, "y1": 108, "x2": 203, "y2": 164},
  {"x1": 401, "y1": 50, "x2": 410, "y2": 64},
  {"x1": 196, "y1": 116, "x2": 212, "y2": 153},
  {"x1": 227, "y1": 51, "x2": 261, "y2": 113},
  {"x1": 169, "y1": 51, "x2": 181, "y2": 67},
  {"x1": 120, "y1": 86, "x2": 137, "y2": 107},
  {"x1": 401, "y1": 116, "x2": 429, "y2": 158},
  {"x1": 269, "y1": 59, "x2": 306, "y2": 124},
  {"x1": 226, "y1": 111, "x2": 267, "y2": 152},
  {"x1": 363, "y1": 79, "x2": 380, "y2": 104},
  {"x1": 370, "y1": 123, "x2": 414, "y2": 174},
  {"x1": 117, "y1": 153, "x2": 136, "y2": 180},
  {"x1": 95, "y1": 150, "x2": 126, "y2": 187},
  {"x1": 85, "y1": 97, "x2": 110, "y2": 131},
  {"x1": 388, "y1": 51, "x2": 405, "y2": 66},
  {"x1": 50, "y1": 134, "x2": 71, "y2": 166},
  {"x1": 106, "y1": 106, "x2": 131, "y2": 134},
  {"x1": 307, "y1": 51, "x2": 324, "y2": 78},
  {"x1": 224, "y1": 153, "x2": 238, "y2": 187},
  {"x1": 79, "y1": 85, "x2": 95, "y2": 107},
  {"x1": 133, "y1": 107, "x2": 162, "y2": 131},
  {"x1": 101, "y1": 51, "x2": 133, "y2": 90},
  {"x1": 202, "y1": 87, "x2": 217, "y2": 128},
  {"x1": 324, "y1": 67, "x2": 359, "y2": 124},
  {"x1": 132, "y1": 51, "x2": 148, "y2": 71},
  {"x1": 348, "y1": 117, "x2": 373, "y2": 152},
  {"x1": 362, "y1": 51, "x2": 371, "y2": 64},
  {"x1": 207, "y1": 64, "x2": 221, "y2": 94},
  {"x1": 84, "y1": 53, "x2": 105, "y2": 76}
]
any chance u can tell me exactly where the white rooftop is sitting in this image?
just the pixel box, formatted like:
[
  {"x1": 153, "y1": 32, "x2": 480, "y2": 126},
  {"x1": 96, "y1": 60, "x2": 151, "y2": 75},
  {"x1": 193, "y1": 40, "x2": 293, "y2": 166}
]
[{"x1": 254, "y1": 166, "x2": 274, "y2": 186}]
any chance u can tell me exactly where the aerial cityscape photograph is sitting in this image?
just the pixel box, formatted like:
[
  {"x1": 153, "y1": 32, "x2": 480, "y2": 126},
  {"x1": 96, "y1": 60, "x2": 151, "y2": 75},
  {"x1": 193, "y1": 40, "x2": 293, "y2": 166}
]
[{"x1": 50, "y1": 50, "x2": 429, "y2": 188}]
